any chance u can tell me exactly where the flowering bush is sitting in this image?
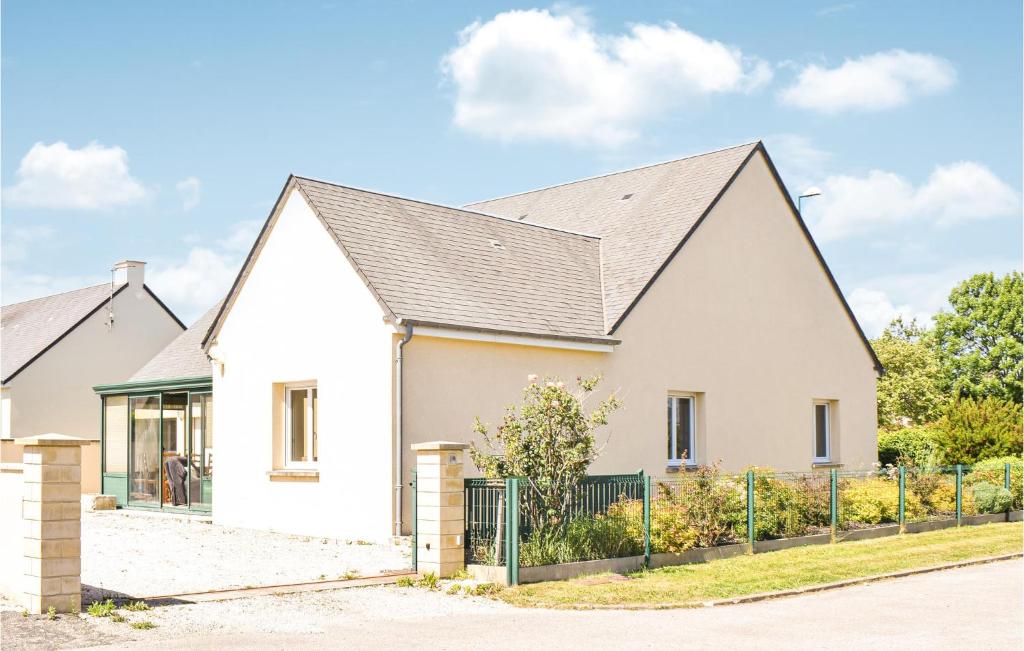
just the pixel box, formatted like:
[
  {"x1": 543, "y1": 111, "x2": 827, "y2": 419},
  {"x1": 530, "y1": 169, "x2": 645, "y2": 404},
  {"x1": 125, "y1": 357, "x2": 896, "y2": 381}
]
[{"x1": 839, "y1": 478, "x2": 924, "y2": 525}]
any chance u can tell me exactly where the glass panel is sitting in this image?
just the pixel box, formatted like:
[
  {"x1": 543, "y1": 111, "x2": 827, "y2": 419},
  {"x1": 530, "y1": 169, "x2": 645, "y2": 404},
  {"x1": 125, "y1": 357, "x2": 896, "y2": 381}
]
[
  {"x1": 289, "y1": 389, "x2": 307, "y2": 463},
  {"x1": 311, "y1": 388, "x2": 318, "y2": 463},
  {"x1": 129, "y1": 396, "x2": 160, "y2": 505},
  {"x1": 190, "y1": 393, "x2": 213, "y2": 509},
  {"x1": 162, "y1": 393, "x2": 189, "y2": 506},
  {"x1": 666, "y1": 397, "x2": 673, "y2": 459},
  {"x1": 815, "y1": 404, "x2": 829, "y2": 459},
  {"x1": 103, "y1": 396, "x2": 128, "y2": 473},
  {"x1": 678, "y1": 397, "x2": 692, "y2": 463}
]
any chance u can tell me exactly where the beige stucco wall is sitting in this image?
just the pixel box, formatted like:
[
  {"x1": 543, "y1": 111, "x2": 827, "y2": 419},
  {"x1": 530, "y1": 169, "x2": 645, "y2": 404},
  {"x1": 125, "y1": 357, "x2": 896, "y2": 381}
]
[
  {"x1": 398, "y1": 150, "x2": 877, "y2": 533},
  {"x1": 211, "y1": 188, "x2": 395, "y2": 541},
  {"x1": 3, "y1": 281, "x2": 183, "y2": 493}
]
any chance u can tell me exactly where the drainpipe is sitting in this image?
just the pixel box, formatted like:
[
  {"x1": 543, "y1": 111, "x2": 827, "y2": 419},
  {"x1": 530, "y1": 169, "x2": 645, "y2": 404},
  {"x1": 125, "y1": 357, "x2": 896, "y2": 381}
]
[{"x1": 394, "y1": 321, "x2": 413, "y2": 537}]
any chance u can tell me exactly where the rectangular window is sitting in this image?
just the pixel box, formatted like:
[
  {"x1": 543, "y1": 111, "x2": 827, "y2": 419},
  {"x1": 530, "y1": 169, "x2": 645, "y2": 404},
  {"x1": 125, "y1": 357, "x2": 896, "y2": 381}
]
[
  {"x1": 814, "y1": 402, "x2": 831, "y2": 462},
  {"x1": 285, "y1": 384, "x2": 318, "y2": 468},
  {"x1": 667, "y1": 395, "x2": 696, "y2": 466}
]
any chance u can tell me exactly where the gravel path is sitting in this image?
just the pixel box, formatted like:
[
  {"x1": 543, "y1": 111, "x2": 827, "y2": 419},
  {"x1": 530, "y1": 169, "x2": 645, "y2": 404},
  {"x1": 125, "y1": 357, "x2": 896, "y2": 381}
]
[{"x1": 81, "y1": 510, "x2": 410, "y2": 599}]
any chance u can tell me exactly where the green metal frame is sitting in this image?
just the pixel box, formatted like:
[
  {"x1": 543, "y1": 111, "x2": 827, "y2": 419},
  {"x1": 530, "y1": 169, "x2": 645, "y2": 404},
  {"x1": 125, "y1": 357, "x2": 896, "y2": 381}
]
[
  {"x1": 898, "y1": 466, "x2": 906, "y2": 532},
  {"x1": 746, "y1": 470, "x2": 755, "y2": 549},
  {"x1": 101, "y1": 383, "x2": 213, "y2": 513},
  {"x1": 829, "y1": 469, "x2": 838, "y2": 540},
  {"x1": 642, "y1": 474, "x2": 652, "y2": 568},
  {"x1": 505, "y1": 478, "x2": 520, "y2": 586},
  {"x1": 955, "y1": 464, "x2": 963, "y2": 525}
]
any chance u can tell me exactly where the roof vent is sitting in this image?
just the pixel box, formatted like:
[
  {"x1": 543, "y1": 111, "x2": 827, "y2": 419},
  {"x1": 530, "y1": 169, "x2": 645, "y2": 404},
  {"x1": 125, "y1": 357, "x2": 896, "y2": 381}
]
[
  {"x1": 489, "y1": 239, "x2": 505, "y2": 251},
  {"x1": 620, "y1": 193, "x2": 634, "y2": 200},
  {"x1": 517, "y1": 214, "x2": 528, "y2": 221}
]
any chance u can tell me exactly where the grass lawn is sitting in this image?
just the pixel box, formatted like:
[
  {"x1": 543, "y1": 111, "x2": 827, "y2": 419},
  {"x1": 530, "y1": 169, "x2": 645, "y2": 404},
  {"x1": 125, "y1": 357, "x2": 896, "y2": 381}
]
[{"x1": 497, "y1": 522, "x2": 1023, "y2": 609}]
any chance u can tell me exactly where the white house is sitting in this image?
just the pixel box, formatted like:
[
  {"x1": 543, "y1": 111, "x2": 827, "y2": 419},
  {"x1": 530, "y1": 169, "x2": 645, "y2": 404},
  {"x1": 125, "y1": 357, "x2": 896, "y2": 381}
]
[{"x1": 202, "y1": 142, "x2": 881, "y2": 542}]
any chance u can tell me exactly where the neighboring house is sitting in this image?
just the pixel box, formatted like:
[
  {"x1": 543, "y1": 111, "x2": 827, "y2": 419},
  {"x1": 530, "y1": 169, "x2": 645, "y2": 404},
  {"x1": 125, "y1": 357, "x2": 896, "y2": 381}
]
[
  {"x1": 203, "y1": 141, "x2": 882, "y2": 542},
  {"x1": 0, "y1": 261, "x2": 185, "y2": 492},
  {"x1": 93, "y1": 302, "x2": 220, "y2": 513}
]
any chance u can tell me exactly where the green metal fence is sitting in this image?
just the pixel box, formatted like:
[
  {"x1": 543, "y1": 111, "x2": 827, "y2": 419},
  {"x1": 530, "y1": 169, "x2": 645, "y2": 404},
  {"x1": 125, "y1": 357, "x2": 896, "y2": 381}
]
[{"x1": 459, "y1": 463, "x2": 1019, "y2": 585}]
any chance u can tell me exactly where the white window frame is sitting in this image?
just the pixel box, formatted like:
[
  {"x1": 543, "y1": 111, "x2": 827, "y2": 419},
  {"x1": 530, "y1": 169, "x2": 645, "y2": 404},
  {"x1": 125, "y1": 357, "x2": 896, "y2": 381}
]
[
  {"x1": 668, "y1": 394, "x2": 697, "y2": 468},
  {"x1": 813, "y1": 401, "x2": 831, "y2": 463},
  {"x1": 285, "y1": 383, "x2": 317, "y2": 469}
]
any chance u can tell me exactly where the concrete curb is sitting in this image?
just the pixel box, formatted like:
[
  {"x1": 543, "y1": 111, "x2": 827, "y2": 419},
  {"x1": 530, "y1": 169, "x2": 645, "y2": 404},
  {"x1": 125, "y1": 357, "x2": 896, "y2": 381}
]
[
  {"x1": 133, "y1": 570, "x2": 417, "y2": 604},
  {"x1": 542, "y1": 553, "x2": 1023, "y2": 611}
]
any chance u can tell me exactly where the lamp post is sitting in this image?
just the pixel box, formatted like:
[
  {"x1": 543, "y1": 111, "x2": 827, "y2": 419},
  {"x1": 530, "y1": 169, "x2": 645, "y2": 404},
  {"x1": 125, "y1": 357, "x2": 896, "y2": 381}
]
[{"x1": 798, "y1": 187, "x2": 822, "y2": 214}]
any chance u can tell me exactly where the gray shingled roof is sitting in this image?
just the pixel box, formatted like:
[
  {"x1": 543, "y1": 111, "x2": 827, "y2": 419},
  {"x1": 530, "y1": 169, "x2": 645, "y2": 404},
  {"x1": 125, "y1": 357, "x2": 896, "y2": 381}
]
[
  {"x1": 2, "y1": 283, "x2": 125, "y2": 383},
  {"x1": 129, "y1": 301, "x2": 221, "y2": 382},
  {"x1": 467, "y1": 142, "x2": 759, "y2": 331},
  {"x1": 295, "y1": 178, "x2": 609, "y2": 341}
]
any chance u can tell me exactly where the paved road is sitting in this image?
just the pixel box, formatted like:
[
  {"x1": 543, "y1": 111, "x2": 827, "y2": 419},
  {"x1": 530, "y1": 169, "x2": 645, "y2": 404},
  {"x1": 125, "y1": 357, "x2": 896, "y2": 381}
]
[{"x1": 99, "y1": 560, "x2": 1023, "y2": 650}]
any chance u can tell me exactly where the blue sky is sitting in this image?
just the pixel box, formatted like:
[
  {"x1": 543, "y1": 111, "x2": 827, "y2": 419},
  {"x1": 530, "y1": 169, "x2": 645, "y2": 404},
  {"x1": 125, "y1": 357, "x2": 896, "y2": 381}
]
[{"x1": 2, "y1": 1, "x2": 1021, "y2": 331}]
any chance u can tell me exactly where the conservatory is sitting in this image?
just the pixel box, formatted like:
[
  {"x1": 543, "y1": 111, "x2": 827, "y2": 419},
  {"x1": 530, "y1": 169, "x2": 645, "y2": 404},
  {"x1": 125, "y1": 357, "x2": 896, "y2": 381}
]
[{"x1": 93, "y1": 302, "x2": 219, "y2": 513}]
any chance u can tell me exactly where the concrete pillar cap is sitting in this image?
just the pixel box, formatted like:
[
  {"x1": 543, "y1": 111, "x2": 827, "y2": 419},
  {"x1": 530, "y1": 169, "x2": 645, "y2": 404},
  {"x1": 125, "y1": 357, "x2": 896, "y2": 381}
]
[
  {"x1": 15, "y1": 434, "x2": 90, "y2": 447},
  {"x1": 411, "y1": 441, "x2": 470, "y2": 451}
]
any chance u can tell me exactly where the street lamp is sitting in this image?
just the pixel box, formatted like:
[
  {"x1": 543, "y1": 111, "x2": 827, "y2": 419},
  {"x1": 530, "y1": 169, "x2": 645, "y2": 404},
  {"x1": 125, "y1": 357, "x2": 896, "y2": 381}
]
[{"x1": 798, "y1": 187, "x2": 822, "y2": 214}]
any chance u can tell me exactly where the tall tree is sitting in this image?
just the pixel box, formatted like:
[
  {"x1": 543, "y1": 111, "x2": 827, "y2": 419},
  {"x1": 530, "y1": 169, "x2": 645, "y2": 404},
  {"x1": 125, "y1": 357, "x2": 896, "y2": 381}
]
[
  {"x1": 932, "y1": 272, "x2": 1023, "y2": 403},
  {"x1": 873, "y1": 317, "x2": 947, "y2": 430}
]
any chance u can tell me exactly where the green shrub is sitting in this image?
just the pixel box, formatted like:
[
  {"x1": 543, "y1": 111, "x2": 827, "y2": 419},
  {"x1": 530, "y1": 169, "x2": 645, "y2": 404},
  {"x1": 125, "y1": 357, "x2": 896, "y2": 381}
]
[
  {"x1": 396, "y1": 576, "x2": 414, "y2": 588},
  {"x1": 416, "y1": 572, "x2": 439, "y2": 590},
  {"x1": 87, "y1": 600, "x2": 115, "y2": 618},
  {"x1": 965, "y1": 457, "x2": 1023, "y2": 510},
  {"x1": 518, "y1": 508, "x2": 643, "y2": 567},
  {"x1": 878, "y1": 426, "x2": 939, "y2": 467},
  {"x1": 971, "y1": 482, "x2": 1014, "y2": 513},
  {"x1": 839, "y1": 478, "x2": 924, "y2": 524},
  {"x1": 932, "y1": 397, "x2": 1023, "y2": 465},
  {"x1": 922, "y1": 481, "x2": 977, "y2": 516},
  {"x1": 735, "y1": 471, "x2": 813, "y2": 540}
]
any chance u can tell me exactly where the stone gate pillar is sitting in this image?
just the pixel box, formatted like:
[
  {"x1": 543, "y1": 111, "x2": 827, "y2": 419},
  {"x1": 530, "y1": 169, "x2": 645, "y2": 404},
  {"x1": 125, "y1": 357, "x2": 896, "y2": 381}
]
[
  {"x1": 411, "y1": 441, "x2": 467, "y2": 578},
  {"x1": 19, "y1": 434, "x2": 87, "y2": 614}
]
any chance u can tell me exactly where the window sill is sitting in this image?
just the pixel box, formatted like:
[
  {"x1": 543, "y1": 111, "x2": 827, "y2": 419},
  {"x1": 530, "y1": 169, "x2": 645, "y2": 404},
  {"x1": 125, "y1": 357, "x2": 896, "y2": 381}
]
[
  {"x1": 267, "y1": 469, "x2": 319, "y2": 482},
  {"x1": 665, "y1": 464, "x2": 699, "y2": 474},
  {"x1": 811, "y1": 461, "x2": 843, "y2": 469}
]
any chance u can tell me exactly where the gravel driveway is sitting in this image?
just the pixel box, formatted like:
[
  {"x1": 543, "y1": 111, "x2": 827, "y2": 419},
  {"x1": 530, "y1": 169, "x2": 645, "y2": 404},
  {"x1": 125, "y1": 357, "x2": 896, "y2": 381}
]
[{"x1": 81, "y1": 510, "x2": 410, "y2": 599}]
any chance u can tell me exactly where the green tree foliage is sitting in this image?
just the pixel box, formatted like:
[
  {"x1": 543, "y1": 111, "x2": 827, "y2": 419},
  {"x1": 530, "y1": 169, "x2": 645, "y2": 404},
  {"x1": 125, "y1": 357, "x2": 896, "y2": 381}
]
[
  {"x1": 877, "y1": 425, "x2": 939, "y2": 467},
  {"x1": 470, "y1": 375, "x2": 621, "y2": 534},
  {"x1": 932, "y1": 272, "x2": 1023, "y2": 403},
  {"x1": 931, "y1": 396, "x2": 1023, "y2": 465},
  {"x1": 872, "y1": 318, "x2": 948, "y2": 430}
]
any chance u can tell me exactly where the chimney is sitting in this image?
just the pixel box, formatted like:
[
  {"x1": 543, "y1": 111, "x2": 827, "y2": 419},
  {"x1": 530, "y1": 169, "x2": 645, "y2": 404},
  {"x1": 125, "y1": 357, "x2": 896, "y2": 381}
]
[{"x1": 113, "y1": 260, "x2": 145, "y2": 287}]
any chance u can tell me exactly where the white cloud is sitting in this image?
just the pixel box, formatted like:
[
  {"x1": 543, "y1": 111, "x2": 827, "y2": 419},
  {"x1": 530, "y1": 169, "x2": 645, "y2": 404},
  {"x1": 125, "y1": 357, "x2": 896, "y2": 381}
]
[
  {"x1": 847, "y1": 287, "x2": 930, "y2": 337},
  {"x1": 176, "y1": 177, "x2": 202, "y2": 210},
  {"x1": 807, "y1": 161, "x2": 1019, "y2": 241},
  {"x1": 145, "y1": 220, "x2": 258, "y2": 323},
  {"x1": 4, "y1": 141, "x2": 148, "y2": 210},
  {"x1": 442, "y1": 9, "x2": 771, "y2": 147},
  {"x1": 779, "y1": 50, "x2": 955, "y2": 113},
  {"x1": 816, "y1": 3, "x2": 857, "y2": 16},
  {"x1": 0, "y1": 225, "x2": 56, "y2": 265}
]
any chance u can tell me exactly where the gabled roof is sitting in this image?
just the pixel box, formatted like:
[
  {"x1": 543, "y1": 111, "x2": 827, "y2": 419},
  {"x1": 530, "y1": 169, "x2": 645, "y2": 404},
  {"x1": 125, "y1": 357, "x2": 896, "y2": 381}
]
[
  {"x1": 128, "y1": 300, "x2": 222, "y2": 383},
  {"x1": 2, "y1": 283, "x2": 127, "y2": 384},
  {"x1": 467, "y1": 142, "x2": 760, "y2": 331}
]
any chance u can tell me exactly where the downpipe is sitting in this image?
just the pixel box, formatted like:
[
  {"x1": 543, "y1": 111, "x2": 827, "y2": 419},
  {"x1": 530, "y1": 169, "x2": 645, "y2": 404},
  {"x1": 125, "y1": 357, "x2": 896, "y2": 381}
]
[{"x1": 394, "y1": 321, "x2": 413, "y2": 537}]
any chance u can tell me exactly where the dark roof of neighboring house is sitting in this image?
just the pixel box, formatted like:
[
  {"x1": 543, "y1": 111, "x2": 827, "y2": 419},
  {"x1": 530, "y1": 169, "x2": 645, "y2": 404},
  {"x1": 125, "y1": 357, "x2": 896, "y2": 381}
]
[
  {"x1": 128, "y1": 301, "x2": 222, "y2": 382},
  {"x1": 1, "y1": 283, "x2": 127, "y2": 384},
  {"x1": 467, "y1": 142, "x2": 760, "y2": 331}
]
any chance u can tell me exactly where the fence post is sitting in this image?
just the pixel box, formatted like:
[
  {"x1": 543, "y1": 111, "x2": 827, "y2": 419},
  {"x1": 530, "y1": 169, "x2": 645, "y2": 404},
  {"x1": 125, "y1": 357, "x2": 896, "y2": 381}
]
[
  {"x1": 898, "y1": 466, "x2": 906, "y2": 533},
  {"x1": 643, "y1": 474, "x2": 652, "y2": 568},
  {"x1": 955, "y1": 464, "x2": 963, "y2": 526},
  {"x1": 1005, "y1": 462, "x2": 1013, "y2": 519},
  {"x1": 746, "y1": 470, "x2": 755, "y2": 552},
  {"x1": 505, "y1": 477, "x2": 519, "y2": 586},
  {"x1": 411, "y1": 468, "x2": 418, "y2": 571},
  {"x1": 829, "y1": 469, "x2": 838, "y2": 542}
]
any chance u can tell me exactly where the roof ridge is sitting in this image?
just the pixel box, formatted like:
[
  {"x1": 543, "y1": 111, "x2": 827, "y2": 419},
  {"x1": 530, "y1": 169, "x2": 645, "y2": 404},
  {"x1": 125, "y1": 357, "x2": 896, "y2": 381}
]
[
  {"x1": 465, "y1": 140, "x2": 761, "y2": 206},
  {"x1": 291, "y1": 175, "x2": 602, "y2": 240},
  {"x1": 1, "y1": 281, "x2": 121, "y2": 311}
]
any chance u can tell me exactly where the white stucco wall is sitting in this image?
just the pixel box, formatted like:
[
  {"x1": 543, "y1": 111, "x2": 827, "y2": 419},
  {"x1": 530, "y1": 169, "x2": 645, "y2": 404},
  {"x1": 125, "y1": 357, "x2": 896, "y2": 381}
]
[{"x1": 211, "y1": 188, "x2": 395, "y2": 542}]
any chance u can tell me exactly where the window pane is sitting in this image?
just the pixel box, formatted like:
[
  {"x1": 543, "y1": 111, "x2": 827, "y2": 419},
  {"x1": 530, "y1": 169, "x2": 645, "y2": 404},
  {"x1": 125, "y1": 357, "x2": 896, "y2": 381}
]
[
  {"x1": 290, "y1": 389, "x2": 307, "y2": 463},
  {"x1": 104, "y1": 396, "x2": 128, "y2": 473},
  {"x1": 311, "y1": 388, "x2": 318, "y2": 463},
  {"x1": 129, "y1": 396, "x2": 160, "y2": 504},
  {"x1": 678, "y1": 397, "x2": 692, "y2": 462},
  {"x1": 666, "y1": 397, "x2": 673, "y2": 459},
  {"x1": 815, "y1": 404, "x2": 829, "y2": 458}
]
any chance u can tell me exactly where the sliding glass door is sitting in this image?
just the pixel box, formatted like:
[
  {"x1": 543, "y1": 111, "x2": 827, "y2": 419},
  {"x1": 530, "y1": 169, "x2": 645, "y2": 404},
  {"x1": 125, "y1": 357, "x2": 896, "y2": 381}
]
[
  {"x1": 190, "y1": 393, "x2": 213, "y2": 510},
  {"x1": 128, "y1": 396, "x2": 161, "y2": 506}
]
